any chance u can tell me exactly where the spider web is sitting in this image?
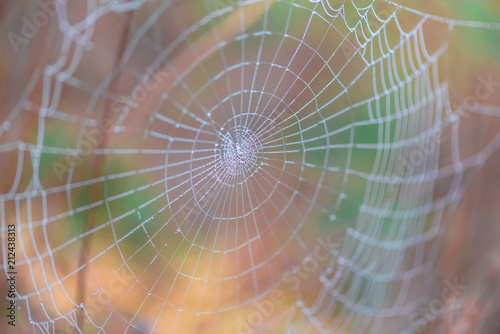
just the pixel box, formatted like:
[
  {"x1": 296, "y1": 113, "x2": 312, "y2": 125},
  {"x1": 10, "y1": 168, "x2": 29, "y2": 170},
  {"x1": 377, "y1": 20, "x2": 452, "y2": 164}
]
[{"x1": 1, "y1": 0, "x2": 500, "y2": 333}]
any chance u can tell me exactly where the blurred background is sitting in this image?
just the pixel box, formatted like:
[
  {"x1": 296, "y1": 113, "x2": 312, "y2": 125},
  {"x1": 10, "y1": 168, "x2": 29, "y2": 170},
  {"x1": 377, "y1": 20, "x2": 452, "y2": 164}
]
[{"x1": 1, "y1": 0, "x2": 500, "y2": 333}]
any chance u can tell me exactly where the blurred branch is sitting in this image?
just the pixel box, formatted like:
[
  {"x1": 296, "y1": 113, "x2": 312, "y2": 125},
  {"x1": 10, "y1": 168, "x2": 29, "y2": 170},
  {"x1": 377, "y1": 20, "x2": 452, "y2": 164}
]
[{"x1": 76, "y1": 10, "x2": 134, "y2": 331}]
